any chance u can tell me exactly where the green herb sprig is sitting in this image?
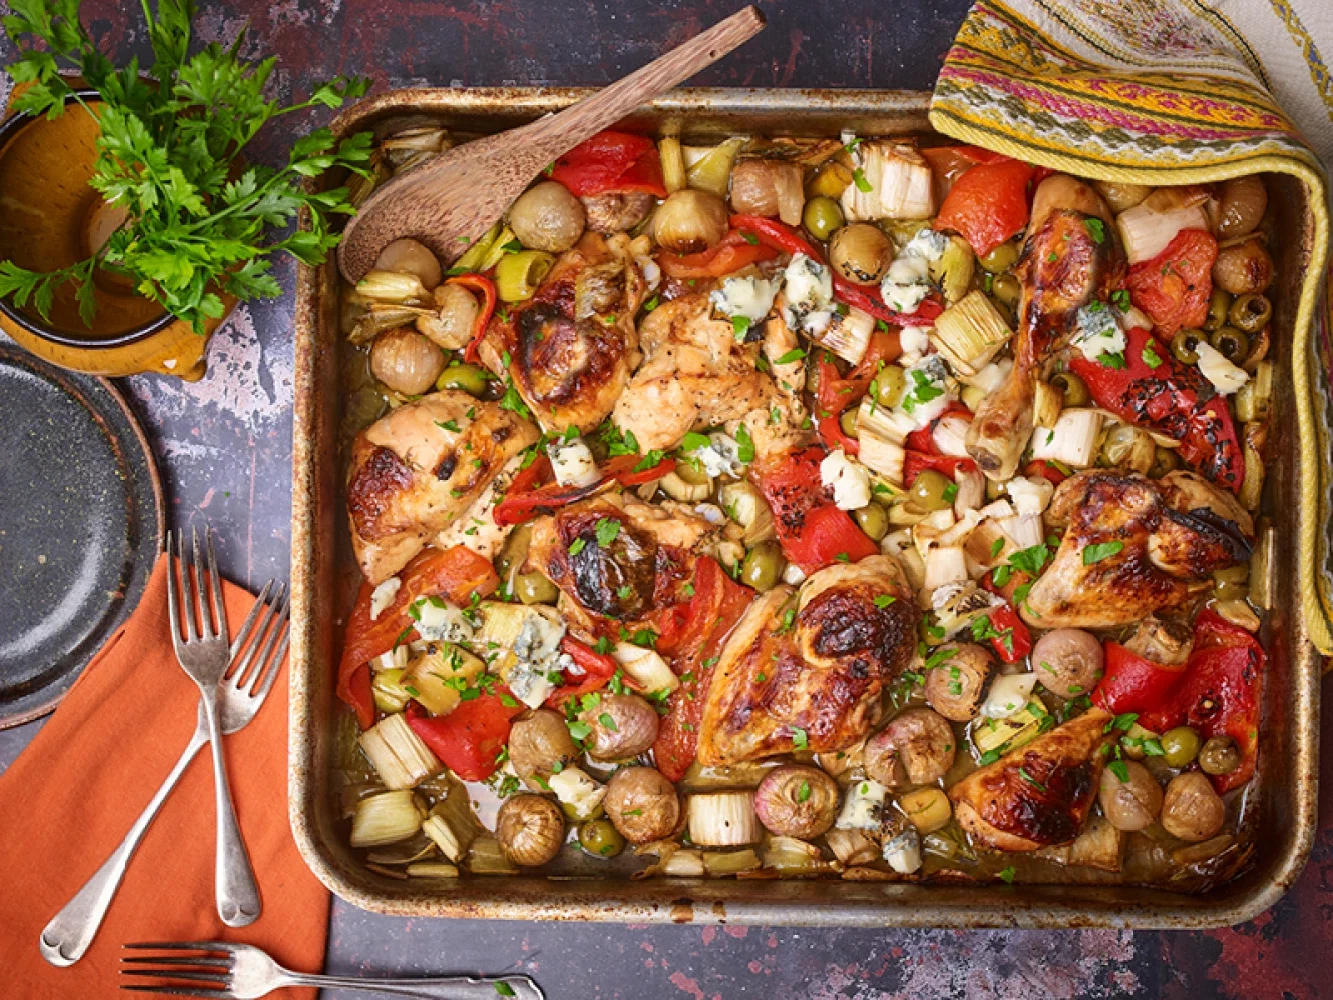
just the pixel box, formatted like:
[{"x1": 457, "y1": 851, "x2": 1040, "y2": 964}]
[{"x1": 0, "y1": 0, "x2": 372, "y2": 332}]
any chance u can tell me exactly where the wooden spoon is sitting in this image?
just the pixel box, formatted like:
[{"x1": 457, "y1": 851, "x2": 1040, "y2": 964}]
[{"x1": 337, "y1": 5, "x2": 766, "y2": 283}]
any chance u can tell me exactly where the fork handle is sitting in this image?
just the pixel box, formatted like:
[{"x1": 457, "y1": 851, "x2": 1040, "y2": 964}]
[
  {"x1": 276, "y1": 972, "x2": 541, "y2": 999},
  {"x1": 199, "y1": 687, "x2": 262, "y2": 927},
  {"x1": 39, "y1": 728, "x2": 208, "y2": 966}
]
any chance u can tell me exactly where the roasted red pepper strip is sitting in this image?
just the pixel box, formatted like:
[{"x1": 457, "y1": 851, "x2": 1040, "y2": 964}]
[
  {"x1": 1093, "y1": 642, "x2": 1188, "y2": 725},
  {"x1": 600, "y1": 453, "x2": 677, "y2": 487},
  {"x1": 934, "y1": 158, "x2": 1035, "y2": 257},
  {"x1": 1164, "y1": 610, "x2": 1263, "y2": 793},
  {"x1": 1023, "y1": 459, "x2": 1069, "y2": 486},
  {"x1": 549, "y1": 131, "x2": 667, "y2": 197},
  {"x1": 405, "y1": 694, "x2": 523, "y2": 781},
  {"x1": 729, "y1": 214, "x2": 943, "y2": 326},
  {"x1": 337, "y1": 546, "x2": 500, "y2": 729},
  {"x1": 654, "y1": 558, "x2": 755, "y2": 782},
  {"x1": 1125, "y1": 229, "x2": 1218, "y2": 337},
  {"x1": 545, "y1": 635, "x2": 621, "y2": 708},
  {"x1": 755, "y1": 447, "x2": 879, "y2": 573},
  {"x1": 901, "y1": 403, "x2": 977, "y2": 485},
  {"x1": 985, "y1": 602, "x2": 1032, "y2": 663},
  {"x1": 448, "y1": 273, "x2": 498, "y2": 363},
  {"x1": 1069, "y1": 326, "x2": 1244, "y2": 492},
  {"x1": 920, "y1": 145, "x2": 1009, "y2": 202},
  {"x1": 657, "y1": 229, "x2": 779, "y2": 279},
  {"x1": 492, "y1": 454, "x2": 676, "y2": 526}
]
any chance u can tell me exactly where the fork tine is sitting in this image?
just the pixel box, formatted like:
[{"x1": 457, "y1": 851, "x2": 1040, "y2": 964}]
[
  {"x1": 164, "y1": 531, "x2": 182, "y2": 649},
  {"x1": 120, "y1": 986, "x2": 228, "y2": 997},
  {"x1": 246, "y1": 600, "x2": 289, "y2": 699},
  {"x1": 226, "y1": 580, "x2": 273, "y2": 671},
  {"x1": 122, "y1": 956, "x2": 230, "y2": 968},
  {"x1": 125, "y1": 940, "x2": 236, "y2": 952},
  {"x1": 191, "y1": 527, "x2": 208, "y2": 639},
  {"x1": 121, "y1": 969, "x2": 228, "y2": 983},
  {"x1": 179, "y1": 530, "x2": 199, "y2": 642},
  {"x1": 244, "y1": 586, "x2": 289, "y2": 692},
  {"x1": 205, "y1": 529, "x2": 227, "y2": 643},
  {"x1": 253, "y1": 631, "x2": 289, "y2": 702}
]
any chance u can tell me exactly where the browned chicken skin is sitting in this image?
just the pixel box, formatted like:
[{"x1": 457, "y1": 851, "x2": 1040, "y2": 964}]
[
  {"x1": 951, "y1": 707, "x2": 1113, "y2": 851},
  {"x1": 526, "y1": 494, "x2": 718, "y2": 628},
  {"x1": 696, "y1": 556, "x2": 917, "y2": 765},
  {"x1": 966, "y1": 176, "x2": 1125, "y2": 479},
  {"x1": 1022, "y1": 470, "x2": 1252, "y2": 629},
  {"x1": 478, "y1": 232, "x2": 645, "y2": 434},
  {"x1": 346, "y1": 391, "x2": 539, "y2": 584}
]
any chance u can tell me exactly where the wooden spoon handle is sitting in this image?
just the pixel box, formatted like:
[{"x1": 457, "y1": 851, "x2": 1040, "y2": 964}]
[{"x1": 519, "y1": 5, "x2": 765, "y2": 163}]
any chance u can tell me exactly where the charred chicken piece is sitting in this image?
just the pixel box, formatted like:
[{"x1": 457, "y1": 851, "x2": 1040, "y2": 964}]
[
  {"x1": 612, "y1": 290, "x2": 806, "y2": 454},
  {"x1": 1022, "y1": 470, "x2": 1252, "y2": 629},
  {"x1": 950, "y1": 707, "x2": 1113, "y2": 851},
  {"x1": 346, "y1": 391, "x2": 539, "y2": 584},
  {"x1": 477, "y1": 232, "x2": 645, "y2": 434},
  {"x1": 696, "y1": 556, "x2": 917, "y2": 765},
  {"x1": 525, "y1": 494, "x2": 718, "y2": 625},
  {"x1": 966, "y1": 175, "x2": 1124, "y2": 480}
]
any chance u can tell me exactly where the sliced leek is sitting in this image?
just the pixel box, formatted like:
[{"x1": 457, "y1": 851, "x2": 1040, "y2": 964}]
[
  {"x1": 687, "y1": 791, "x2": 761, "y2": 846},
  {"x1": 813, "y1": 306, "x2": 875, "y2": 366},
  {"x1": 659, "y1": 136, "x2": 687, "y2": 194},
  {"x1": 1031, "y1": 408, "x2": 1104, "y2": 468},
  {"x1": 971, "y1": 702, "x2": 1045, "y2": 757},
  {"x1": 930, "y1": 290, "x2": 1013, "y2": 377},
  {"x1": 927, "y1": 235, "x2": 975, "y2": 304},
  {"x1": 358, "y1": 714, "x2": 442, "y2": 790},
  {"x1": 402, "y1": 643, "x2": 485, "y2": 717},
  {"x1": 855, "y1": 396, "x2": 912, "y2": 485},
  {"x1": 718, "y1": 481, "x2": 776, "y2": 545},
  {"x1": 685, "y1": 138, "x2": 746, "y2": 197},
  {"x1": 350, "y1": 790, "x2": 426, "y2": 847},
  {"x1": 611, "y1": 642, "x2": 679, "y2": 697}
]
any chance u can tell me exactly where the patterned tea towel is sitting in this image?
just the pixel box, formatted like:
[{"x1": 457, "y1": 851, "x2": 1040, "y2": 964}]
[{"x1": 930, "y1": 0, "x2": 1333, "y2": 651}]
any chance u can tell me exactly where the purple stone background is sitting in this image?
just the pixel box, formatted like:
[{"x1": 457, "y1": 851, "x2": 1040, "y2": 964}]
[{"x1": 2, "y1": 1, "x2": 1331, "y2": 996}]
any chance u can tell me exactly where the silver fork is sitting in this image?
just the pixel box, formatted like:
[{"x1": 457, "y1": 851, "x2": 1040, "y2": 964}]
[
  {"x1": 120, "y1": 941, "x2": 545, "y2": 999},
  {"x1": 39, "y1": 576, "x2": 290, "y2": 967}
]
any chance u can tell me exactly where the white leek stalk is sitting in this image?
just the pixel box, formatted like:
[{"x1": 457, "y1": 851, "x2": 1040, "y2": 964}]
[
  {"x1": 718, "y1": 481, "x2": 776, "y2": 545},
  {"x1": 931, "y1": 413, "x2": 972, "y2": 458},
  {"x1": 854, "y1": 397, "x2": 910, "y2": 485},
  {"x1": 1116, "y1": 186, "x2": 1211, "y2": 264},
  {"x1": 358, "y1": 714, "x2": 442, "y2": 790},
  {"x1": 814, "y1": 306, "x2": 876, "y2": 365},
  {"x1": 840, "y1": 141, "x2": 935, "y2": 221},
  {"x1": 981, "y1": 673, "x2": 1039, "y2": 719},
  {"x1": 612, "y1": 642, "x2": 679, "y2": 697},
  {"x1": 923, "y1": 545, "x2": 970, "y2": 591},
  {"x1": 930, "y1": 290, "x2": 1013, "y2": 376},
  {"x1": 350, "y1": 790, "x2": 425, "y2": 847},
  {"x1": 1031, "y1": 408, "x2": 1104, "y2": 468},
  {"x1": 421, "y1": 787, "x2": 482, "y2": 862},
  {"x1": 687, "y1": 791, "x2": 761, "y2": 846}
]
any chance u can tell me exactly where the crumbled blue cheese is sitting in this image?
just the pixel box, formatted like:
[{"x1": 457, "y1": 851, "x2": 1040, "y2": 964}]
[
  {"x1": 897, "y1": 355, "x2": 952, "y2": 429},
  {"x1": 1194, "y1": 342, "x2": 1250, "y2": 395},
  {"x1": 547, "y1": 766, "x2": 607, "y2": 820},
  {"x1": 369, "y1": 576, "x2": 402, "y2": 621},
  {"x1": 883, "y1": 827, "x2": 923, "y2": 874},
  {"x1": 1004, "y1": 475, "x2": 1054, "y2": 516},
  {"x1": 897, "y1": 325, "x2": 933, "y2": 365},
  {"x1": 781, "y1": 253, "x2": 836, "y2": 335},
  {"x1": 710, "y1": 275, "x2": 778, "y2": 325},
  {"x1": 547, "y1": 436, "x2": 600, "y2": 488},
  {"x1": 412, "y1": 598, "x2": 476, "y2": 645},
  {"x1": 880, "y1": 255, "x2": 932, "y2": 314},
  {"x1": 820, "y1": 449, "x2": 872, "y2": 510},
  {"x1": 836, "y1": 778, "x2": 889, "y2": 831},
  {"x1": 688, "y1": 432, "x2": 743, "y2": 479},
  {"x1": 981, "y1": 672, "x2": 1039, "y2": 719},
  {"x1": 1071, "y1": 303, "x2": 1127, "y2": 364},
  {"x1": 506, "y1": 612, "x2": 570, "y2": 709},
  {"x1": 901, "y1": 228, "x2": 950, "y2": 263}
]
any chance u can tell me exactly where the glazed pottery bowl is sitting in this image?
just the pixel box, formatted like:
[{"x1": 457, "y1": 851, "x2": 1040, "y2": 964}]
[{"x1": 0, "y1": 89, "x2": 229, "y2": 380}]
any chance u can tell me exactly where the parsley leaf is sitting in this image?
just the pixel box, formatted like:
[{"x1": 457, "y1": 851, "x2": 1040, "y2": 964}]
[
  {"x1": 568, "y1": 537, "x2": 587, "y2": 557},
  {"x1": 791, "y1": 726, "x2": 809, "y2": 750},
  {"x1": 1083, "y1": 218, "x2": 1105, "y2": 244},
  {"x1": 734, "y1": 423, "x2": 755, "y2": 464},
  {"x1": 1082, "y1": 541, "x2": 1124, "y2": 565}
]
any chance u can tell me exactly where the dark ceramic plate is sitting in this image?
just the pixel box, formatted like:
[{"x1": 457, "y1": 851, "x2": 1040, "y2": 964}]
[{"x1": 0, "y1": 344, "x2": 163, "y2": 727}]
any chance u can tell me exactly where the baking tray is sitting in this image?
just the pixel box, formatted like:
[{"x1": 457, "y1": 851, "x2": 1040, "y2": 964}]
[{"x1": 290, "y1": 87, "x2": 1320, "y2": 928}]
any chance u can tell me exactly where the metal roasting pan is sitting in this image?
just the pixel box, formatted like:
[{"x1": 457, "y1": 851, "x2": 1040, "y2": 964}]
[{"x1": 290, "y1": 87, "x2": 1320, "y2": 928}]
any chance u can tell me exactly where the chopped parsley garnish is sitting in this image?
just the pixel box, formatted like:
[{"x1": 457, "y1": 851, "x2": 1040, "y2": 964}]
[
  {"x1": 568, "y1": 537, "x2": 587, "y2": 557},
  {"x1": 642, "y1": 294, "x2": 660, "y2": 312},
  {"x1": 1141, "y1": 341, "x2": 1164, "y2": 369},
  {"x1": 594, "y1": 518, "x2": 621, "y2": 547},
  {"x1": 791, "y1": 727, "x2": 809, "y2": 750},
  {"x1": 1110, "y1": 289, "x2": 1131, "y2": 311},
  {"x1": 1108, "y1": 759, "x2": 1130, "y2": 783},
  {"x1": 1082, "y1": 541, "x2": 1124, "y2": 565},
  {"x1": 435, "y1": 419, "x2": 461, "y2": 433},
  {"x1": 900, "y1": 368, "x2": 944, "y2": 415},
  {"x1": 598, "y1": 712, "x2": 618, "y2": 732},
  {"x1": 942, "y1": 482, "x2": 959, "y2": 504},
  {"x1": 797, "y1": 781, "x2": 811, "y2": 803},
  {"x1": 593, "y1": 636, "x2": 614, "y2": 655},
  {"x1": 1083, "y1": 218, "x2": 1106, "y2": 244},
  {"x1": 1017, "y1": 767, "x2": 1047, "y2": 793},
  {"x1": 632, "y1": 449, "x2": 666, "y2": 473},
  {"x1": 1098, "y1": 350, "x2": 1128, "y2": 370},
  {"x1": 740, "y1": 230, "x2": 760, "y2": 245},
  {"x1": 998, "y1": 866, "x2": 1017, "y2": 884},
  {"x1": 775, "y1": 347, "x2": 807, "y2": 364},
  {"x1": 735, "y1": 423, "x2": 755, "y2": 463},
  {"x1": 873, "y1": 594, "x2": 897, "y2": 609},
  {"x1": 732, "y1": 315, "x2": 752, "y2": 340}
]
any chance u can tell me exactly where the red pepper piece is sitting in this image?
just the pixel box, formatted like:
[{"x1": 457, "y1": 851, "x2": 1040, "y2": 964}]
[
  {"x1": 405, "y1": 694, "x2": 523, "y2": 782},
  {"x1": 1125, "y1": 229, "x2": 1218, "y2": 337},
  {"x1": 657, "y1": 229, "x2": 779, "y2": 279},
  {"x1": 985, "y1": 602, "x2": 1032, "y2": 663},
  {"x1": 549, "y1": 131, "x2": 667, "y2": 197},
  {"x1": 545, "y1": 635, "x2": 621, "y2": 709},
  {"x1": 755, "y1": 447, "x2": 879, "y2": 574},
  {"x1": 1093, "y1": 642, "x2": 1189, "y2": 725},
  {"x1": 935, "y1": 158, "x2": 1036, "y2": 257},
  {"x1": 445, "y1": 273, "x2": 498, "y2": 364},
  {"x1": 1069, "y1": 326, "x2": 1244, "y2": 491}
]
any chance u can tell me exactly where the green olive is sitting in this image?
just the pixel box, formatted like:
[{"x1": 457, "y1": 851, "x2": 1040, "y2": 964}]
[
  {"x1": 495, "y1": 249, "x2": 555, "y2": 302},
  {"x1": 1198, "y1": 735, "x2": 1241, "y2": 776},
  {"x1": 1161, "y1": 727, "x2": 1201, "y2": 768},
  {"x1": 839, "y1": 407, "x2": 860, "y2": 439},
  {"x1": 1210, "y1": 326, "x2": 1251, "y2": 363},
  {"x1": 579, "y1": 818, "x2": 626, "y2": 858},
  {"x1": 803, "y1": 196, "x2": 844, "y2": 242},
  {"x1": 1148, "y1": 447, "x2": 1180, "y2": 479},
  {"x1": 854, "y1": 502, "x2": 889, "y2": 541},
  {"x1": 496, "y1": 523, "x2": 533, "y2": 586},
  {"x1": 991, "y1": 272, "x2": 1021, "y2": 308},
  {"x1": 435, "y1": 363, "x2": 492, "y2": 397},
  {"x1": 515, "y1": 572, "x2": 559, "y2": 605},
  {"x1": 1170, "y1": 330, "x2": 1203, "y2": 365},
  {"x1": 1050, "y1": 371, "x2": 1090, "y2": 407},
  {"x1": 828, "y1": 223, "x2": 894, "y2": 286},
  {"x1": 909, "y1": 469, "x2": 954, "y2": 512},
  {"x1": 1213, "y1": 580, "x2": 1248, "y2": 602},
  {"x1": 1215, "y1": 564, "x2": 1249, "y2": 586},
  {"x1": 980, "y1": 241, "x2": 1020, "y2": 273},
  {"x1": 675, "y1": 458, "x2": 711, "y2": 486},
  {"x1": 870, "y1": 366, "x2": 907, "y2": 408},
  {"x1": 1206, "y1": 289, "x2": 1233, "y2": 331},
  {"x1": 740, "y1": 540, "x2": 785, "y2": 592},
  {"x1": 1228, "y1": 293, "x2": 1271, "y2": 334}
]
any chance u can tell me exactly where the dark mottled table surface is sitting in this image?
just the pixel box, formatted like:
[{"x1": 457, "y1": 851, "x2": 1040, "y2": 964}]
[{"x1": 2, "y1": 1, "x2": 1331, "y2": 996}]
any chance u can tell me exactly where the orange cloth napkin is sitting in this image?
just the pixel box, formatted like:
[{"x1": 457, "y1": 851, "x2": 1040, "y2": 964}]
[{"x1": 0, "y1": 558, "x2": 329, "y2": 999}]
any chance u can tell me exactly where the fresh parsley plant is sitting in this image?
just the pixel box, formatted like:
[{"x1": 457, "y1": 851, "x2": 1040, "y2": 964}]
[{"x1": 0, "y1": 0, "x2": 372, "y2": 332}]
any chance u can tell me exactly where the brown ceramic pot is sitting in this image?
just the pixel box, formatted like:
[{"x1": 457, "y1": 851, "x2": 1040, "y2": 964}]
[{"x1": 0, "y1": 89, "x2": 232, "y2": 379}]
